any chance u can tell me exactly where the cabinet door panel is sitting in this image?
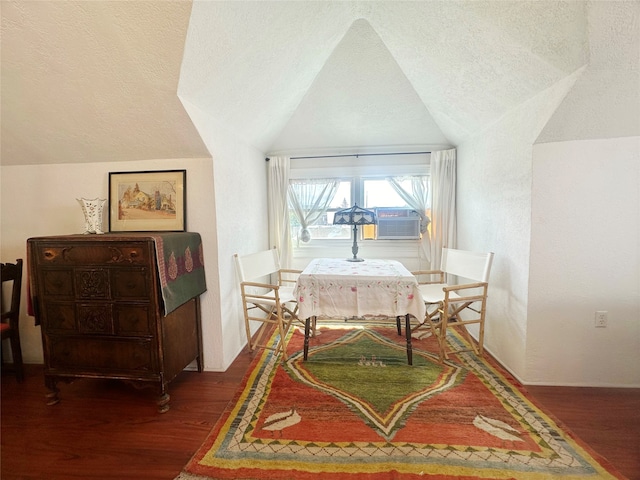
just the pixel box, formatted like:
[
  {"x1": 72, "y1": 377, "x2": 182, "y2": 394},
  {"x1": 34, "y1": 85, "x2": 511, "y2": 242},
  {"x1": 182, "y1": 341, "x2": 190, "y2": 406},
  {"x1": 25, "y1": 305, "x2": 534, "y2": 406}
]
[
  {"x1": 115, "y1": 304, "x2": 152, "y2": 336},
  {"x1": 41, "y1": 269, "x2": 74, "y2": 297},
  {"x1": 112, "y1": 268, "x2": 150, "y2": 300},
  {"x1": 47, "y1": 336, "x2": 156, "y2": 374},
  {"x1": 42, "y1": 302, "x2": 77, "y2": 332},
  {"x1": 77, "y1": 303, "x2": 114, "y2": 334},
  {"x1": 74, "y1": 269, "x2": 110, "y2": 300}
]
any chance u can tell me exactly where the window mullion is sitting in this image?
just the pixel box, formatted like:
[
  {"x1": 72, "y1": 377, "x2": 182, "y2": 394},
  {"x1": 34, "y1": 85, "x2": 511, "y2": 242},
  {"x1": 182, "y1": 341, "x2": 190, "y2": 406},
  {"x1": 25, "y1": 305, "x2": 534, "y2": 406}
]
[{"x1": 354, "y1": 176, "x2": 364, "y2": 206}]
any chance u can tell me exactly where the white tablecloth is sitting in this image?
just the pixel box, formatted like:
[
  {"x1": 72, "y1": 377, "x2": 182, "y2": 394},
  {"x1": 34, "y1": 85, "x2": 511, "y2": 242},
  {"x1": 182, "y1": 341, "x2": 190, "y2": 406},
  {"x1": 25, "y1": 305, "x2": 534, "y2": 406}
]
[{"x1": 294, "y1": 258, "x2": 426, "y2": 321}]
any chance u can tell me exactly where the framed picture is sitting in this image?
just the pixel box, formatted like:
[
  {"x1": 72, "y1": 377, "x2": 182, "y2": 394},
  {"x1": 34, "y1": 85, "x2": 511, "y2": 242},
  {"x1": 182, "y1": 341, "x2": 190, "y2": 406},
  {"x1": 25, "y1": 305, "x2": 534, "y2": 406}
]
[{"x1": 109, "y1": 170, "x2": 186, "y2": 232}]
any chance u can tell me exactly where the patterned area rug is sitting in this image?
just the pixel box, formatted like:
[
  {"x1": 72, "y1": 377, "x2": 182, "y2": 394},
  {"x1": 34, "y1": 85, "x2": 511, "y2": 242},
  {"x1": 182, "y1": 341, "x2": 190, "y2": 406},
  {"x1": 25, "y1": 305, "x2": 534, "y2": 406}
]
[{"x1": 176, "y1": 321, "x2": 626, "y2": 480}]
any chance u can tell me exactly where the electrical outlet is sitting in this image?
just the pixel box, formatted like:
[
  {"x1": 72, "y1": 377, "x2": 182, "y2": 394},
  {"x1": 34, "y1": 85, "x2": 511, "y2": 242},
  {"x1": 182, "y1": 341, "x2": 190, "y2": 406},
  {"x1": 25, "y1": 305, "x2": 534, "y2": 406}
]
[{"x1": 595, "y1": 311, "x2": 608, "y2": 328}]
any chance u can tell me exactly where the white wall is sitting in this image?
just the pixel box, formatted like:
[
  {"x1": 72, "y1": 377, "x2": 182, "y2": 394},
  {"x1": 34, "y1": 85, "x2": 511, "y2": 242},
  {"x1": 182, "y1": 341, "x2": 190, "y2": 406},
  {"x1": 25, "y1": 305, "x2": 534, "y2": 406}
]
[
  {"x1": 456, "y1": 69, "x2": 582, "y2": 382},
  {"x1": 528, "y1": 137, "x2": 640, "y2": 386},
  {"x1": 180, "y1": 99, "x2": 270, "y2": 371},
  {"x1": 522, "y1": 1, "x2": 640, "y2": 386},
  {"x1": 456, "y1": 0, "x2": 640, "y2": 386},
  {"x1": 0, "y1": 158, "x2": 220, "y2": 369}
]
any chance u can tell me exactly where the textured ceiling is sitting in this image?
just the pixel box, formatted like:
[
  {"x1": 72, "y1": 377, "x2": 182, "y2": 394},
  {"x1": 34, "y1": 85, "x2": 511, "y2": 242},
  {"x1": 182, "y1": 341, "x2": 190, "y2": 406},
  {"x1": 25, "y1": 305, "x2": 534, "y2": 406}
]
[
  {"x1": 180, "y1": 0, "x2": 588, "y2": 153},
  {"x1": 2, "y1": 1, "x2": 590, "y2": 166},
  {"x1": 268, "y1": 18, "x2": 450, "y2": 153},
  {"x1": 1, "y1": 1, "x2": 208, "y2": 165}
]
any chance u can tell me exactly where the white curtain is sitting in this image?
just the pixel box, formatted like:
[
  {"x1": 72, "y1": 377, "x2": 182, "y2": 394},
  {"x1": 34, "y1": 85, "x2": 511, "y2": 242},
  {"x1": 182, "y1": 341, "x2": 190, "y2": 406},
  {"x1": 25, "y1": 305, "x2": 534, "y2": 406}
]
[
  {"x1": 267, "y1": 156, "x2": 292, "y2": 267},
  {"x1": 386, "y1": 176, "x2": 432, "y2": 265},
  {"x1": 429, "y1": 148, "x2": 457, "y2": 269},
  {"x1": 288, "y1": 179, "x2": 339, "y2": 245}
]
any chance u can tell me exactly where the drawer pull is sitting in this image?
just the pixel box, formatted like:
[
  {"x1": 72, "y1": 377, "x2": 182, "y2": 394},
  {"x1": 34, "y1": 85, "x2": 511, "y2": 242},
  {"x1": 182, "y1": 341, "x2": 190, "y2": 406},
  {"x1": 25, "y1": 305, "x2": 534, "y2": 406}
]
[
  {"x1": 42, "y1": 247, "x2": 71, "y2": 262},
  {"x1": 108, "y1": 247, "x2": 125, "y2": 263},
  {"x1": 108, "y1": 247, "x2": 142, "y2": 264}
]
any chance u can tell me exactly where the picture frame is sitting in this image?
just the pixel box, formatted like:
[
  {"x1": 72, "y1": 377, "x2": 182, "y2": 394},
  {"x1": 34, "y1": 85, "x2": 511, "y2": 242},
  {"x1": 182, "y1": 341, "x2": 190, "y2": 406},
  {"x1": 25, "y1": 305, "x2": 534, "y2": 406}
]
[{"x1": 109, "y1": 169, "x2": 186, "y2": 232}]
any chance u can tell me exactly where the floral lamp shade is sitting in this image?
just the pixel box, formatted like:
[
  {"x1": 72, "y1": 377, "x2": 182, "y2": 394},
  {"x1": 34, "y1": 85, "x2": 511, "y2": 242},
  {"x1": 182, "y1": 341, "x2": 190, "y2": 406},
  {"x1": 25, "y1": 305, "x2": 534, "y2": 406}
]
[
  {"x1": 333, "y1": 205, "x2": 377, "y2": 262},
  {"x1": 333, "y1": 204, "x2": 377, "y2": 226}
]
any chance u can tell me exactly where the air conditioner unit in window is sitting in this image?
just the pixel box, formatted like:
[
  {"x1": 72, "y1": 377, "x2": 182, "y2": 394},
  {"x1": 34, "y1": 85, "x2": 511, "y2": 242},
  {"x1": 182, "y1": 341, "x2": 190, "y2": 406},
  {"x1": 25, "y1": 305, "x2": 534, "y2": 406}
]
[{"x1": 375, "y1": 208, "x2": 421, "y2": 240}]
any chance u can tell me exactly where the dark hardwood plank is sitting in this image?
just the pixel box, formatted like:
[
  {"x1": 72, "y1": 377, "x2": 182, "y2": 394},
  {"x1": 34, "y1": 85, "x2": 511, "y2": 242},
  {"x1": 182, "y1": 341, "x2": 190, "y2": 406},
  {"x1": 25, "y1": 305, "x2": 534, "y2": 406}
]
[
  {"x1": 1, "y1": 354, "x2": 253, "y2": 480},
  {"x1": 2, "y1": 358, "x2": 639, "y2": 480},
  {"x1": 525, "y1": 385, "x2": 640, "y2": 480}
]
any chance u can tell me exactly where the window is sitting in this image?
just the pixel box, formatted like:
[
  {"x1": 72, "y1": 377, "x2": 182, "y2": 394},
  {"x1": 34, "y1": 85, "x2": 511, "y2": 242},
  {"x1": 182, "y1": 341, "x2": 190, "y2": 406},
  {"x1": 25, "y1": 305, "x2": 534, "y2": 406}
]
[
  {"x1": 289, "y1": 175, "x2": 429, "y2": 244},
  {"x1": 363, "y1": 179, "x2": 408, "y2": 208},
  {"x1": 292, "y1": 180, "x2": 352, "y2": 241}
]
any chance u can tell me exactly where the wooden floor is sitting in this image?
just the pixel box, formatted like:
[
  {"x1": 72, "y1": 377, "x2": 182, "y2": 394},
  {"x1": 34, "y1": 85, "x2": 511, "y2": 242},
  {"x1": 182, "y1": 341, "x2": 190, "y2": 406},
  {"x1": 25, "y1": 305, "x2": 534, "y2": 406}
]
[{"x1": 2, "y1": 354, "x2": 639, "y2": 480}]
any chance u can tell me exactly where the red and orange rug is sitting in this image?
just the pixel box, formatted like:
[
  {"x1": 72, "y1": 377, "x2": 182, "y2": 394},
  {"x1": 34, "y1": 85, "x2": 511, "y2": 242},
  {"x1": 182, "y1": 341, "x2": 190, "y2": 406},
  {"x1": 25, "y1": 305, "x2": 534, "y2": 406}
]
[{"x1": 176, "y1": 321, "x2": 626, "y2": 480}]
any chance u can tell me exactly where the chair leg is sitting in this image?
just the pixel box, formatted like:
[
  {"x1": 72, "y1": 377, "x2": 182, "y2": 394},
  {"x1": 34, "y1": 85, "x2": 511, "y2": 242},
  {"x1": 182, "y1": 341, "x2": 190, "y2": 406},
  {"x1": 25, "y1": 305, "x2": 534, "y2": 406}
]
[
  {"x1": 243, "y1": 306, "x2": 254, "y2": 352},
  {"x1": 245, "y1": 326, "x2": 255, "y2": 352},
  {"x1": 477, "y1": 321, "x2": 485, "y2": 355},
  {"x1": 441, "y1": 309, "x2": 485, "y2": 359},
  {"x1": 457, "y1": 324, "x2": 480, "y2": 355},
  {"x1": 477, "y1": 300, "x2": 487, "y2": 355},
  {"x1": 439, "y1": 307, "x2": 450, "y2": 361},
  {"x1": 425, "y1": 305, "x2": 447, "y2": 363},
  {"x1": 8, "y1": 333, "x2": 24, "y2": 382},
  {"x1": 275, "y1": 316, "x2": 289, "y2": 361}
]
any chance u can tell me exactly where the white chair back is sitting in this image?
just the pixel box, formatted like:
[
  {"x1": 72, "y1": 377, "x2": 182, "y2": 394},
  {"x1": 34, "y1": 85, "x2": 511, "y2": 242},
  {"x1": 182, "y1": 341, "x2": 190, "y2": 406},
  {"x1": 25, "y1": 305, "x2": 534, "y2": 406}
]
[
  {"x1": 234, "y1": 248, "x2": 281, "y2": 283},
  {"x1": 233, "y1": 248, "x2": 298, "y2": 361},
  {"x1": 441, "y1": 248, "x2": 494, "y2": 283}
]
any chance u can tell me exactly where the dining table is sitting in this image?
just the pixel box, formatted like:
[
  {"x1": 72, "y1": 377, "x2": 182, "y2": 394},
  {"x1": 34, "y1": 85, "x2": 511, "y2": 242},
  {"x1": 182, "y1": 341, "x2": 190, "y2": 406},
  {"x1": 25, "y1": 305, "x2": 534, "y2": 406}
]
[{"x1": 293, "y1": 257, "x2": 426, "y2": 365}]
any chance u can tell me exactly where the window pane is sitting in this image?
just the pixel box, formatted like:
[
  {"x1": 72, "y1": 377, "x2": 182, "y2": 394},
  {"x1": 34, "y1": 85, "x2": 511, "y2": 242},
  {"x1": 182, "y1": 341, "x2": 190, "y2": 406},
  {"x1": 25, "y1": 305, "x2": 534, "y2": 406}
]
[
  {"x1": 293, "y1": 180, "x2": 352, "y2": 241},
  {"x1": 363, "y1": 178, "x2": 425, "y2": 240},
  {"x1": 330, "y1": 181, "x2": 351, "y2": 209},
  {"x1": 363, "y1": 179, "x2": 408, "y2": 208}
]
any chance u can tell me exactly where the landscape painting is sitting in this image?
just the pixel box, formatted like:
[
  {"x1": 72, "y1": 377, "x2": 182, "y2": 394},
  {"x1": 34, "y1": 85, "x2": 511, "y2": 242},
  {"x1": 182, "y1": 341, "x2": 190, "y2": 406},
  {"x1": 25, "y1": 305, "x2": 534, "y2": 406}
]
[{"x1": 109, "y1": 170, "x2": 186, "y2": 232}]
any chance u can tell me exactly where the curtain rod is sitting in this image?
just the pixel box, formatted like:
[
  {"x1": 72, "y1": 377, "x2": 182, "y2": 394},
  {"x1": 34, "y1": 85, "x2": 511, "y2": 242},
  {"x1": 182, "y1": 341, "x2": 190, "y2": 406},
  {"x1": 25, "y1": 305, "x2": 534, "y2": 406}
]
[{"x1": 265, "y1": 151, "x2": 431, "y2": 161}]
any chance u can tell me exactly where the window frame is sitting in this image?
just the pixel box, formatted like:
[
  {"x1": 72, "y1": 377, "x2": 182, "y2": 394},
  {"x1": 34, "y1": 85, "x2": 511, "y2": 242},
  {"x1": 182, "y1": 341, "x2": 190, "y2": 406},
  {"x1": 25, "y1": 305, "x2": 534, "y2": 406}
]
[{"x1": 288, "y1": 153, "x2": 430, "y2": 248}]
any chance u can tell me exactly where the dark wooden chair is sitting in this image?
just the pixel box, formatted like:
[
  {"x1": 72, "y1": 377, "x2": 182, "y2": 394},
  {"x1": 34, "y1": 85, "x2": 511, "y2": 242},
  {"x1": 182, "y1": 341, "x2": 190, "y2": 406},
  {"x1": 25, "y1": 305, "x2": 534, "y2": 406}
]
[{"x1": 1, "y1": 259, "x2": 25, "y2": 382}]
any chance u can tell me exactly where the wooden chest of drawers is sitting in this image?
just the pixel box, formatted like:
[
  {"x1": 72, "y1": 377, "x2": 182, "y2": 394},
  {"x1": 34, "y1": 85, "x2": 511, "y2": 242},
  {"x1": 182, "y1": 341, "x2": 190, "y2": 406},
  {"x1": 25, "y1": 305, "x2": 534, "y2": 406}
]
[{"x1": 27, "y1": 234, "x2": 204, "y2": 412}]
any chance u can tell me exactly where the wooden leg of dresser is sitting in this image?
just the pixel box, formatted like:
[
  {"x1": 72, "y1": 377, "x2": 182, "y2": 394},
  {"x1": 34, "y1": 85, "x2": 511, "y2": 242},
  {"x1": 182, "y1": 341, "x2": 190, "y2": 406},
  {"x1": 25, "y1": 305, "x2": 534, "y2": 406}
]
[
  {"x1": 45, "y1": 377, "x2": 60, "y2": 406},
  {"x1": 195, "y1": 297, "x2": 204, "y2": 373},
  {"x1": 157, "y1": 393, "x2": 170, "y2": 413}
]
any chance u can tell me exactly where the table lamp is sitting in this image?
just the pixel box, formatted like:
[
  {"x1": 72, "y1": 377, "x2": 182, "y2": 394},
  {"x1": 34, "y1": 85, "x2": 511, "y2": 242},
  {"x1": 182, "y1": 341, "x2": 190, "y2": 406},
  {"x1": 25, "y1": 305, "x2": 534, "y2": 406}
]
[{"x1": 333, "y1": 204, "x2": 377, "y2": 262}]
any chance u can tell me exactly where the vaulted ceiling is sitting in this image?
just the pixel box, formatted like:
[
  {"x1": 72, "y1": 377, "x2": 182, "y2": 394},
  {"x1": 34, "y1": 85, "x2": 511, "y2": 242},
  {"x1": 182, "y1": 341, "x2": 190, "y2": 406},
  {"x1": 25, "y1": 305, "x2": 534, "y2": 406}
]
[{"x1": 1, "y1": 1, "x2": 590, "y2": 166}]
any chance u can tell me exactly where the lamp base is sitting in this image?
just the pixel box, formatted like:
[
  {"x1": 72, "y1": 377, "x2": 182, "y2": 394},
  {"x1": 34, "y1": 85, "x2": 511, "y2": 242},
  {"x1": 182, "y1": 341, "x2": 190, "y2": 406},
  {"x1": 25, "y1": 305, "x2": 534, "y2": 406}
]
[{"x1": 347, "y1": 257, "x2": 365, "y2": 262}]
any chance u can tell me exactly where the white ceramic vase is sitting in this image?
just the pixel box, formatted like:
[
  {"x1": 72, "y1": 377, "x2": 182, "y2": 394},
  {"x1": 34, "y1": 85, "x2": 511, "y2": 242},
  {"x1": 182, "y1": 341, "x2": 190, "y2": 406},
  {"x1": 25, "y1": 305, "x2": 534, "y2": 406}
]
[{"x1": 77, "y1": 198, "x2": 106, "y2": 234}]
